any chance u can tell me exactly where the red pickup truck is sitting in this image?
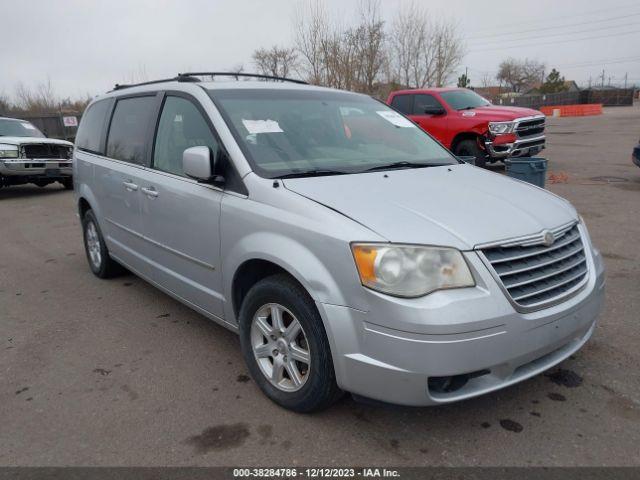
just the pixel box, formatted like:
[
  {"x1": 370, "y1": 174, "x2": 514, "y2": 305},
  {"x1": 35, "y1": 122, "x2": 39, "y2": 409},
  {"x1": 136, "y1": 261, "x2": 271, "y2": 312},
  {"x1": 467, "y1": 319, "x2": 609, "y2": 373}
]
[{"x1": 387, "y1": 87, "x2": 545, "y2": 167}]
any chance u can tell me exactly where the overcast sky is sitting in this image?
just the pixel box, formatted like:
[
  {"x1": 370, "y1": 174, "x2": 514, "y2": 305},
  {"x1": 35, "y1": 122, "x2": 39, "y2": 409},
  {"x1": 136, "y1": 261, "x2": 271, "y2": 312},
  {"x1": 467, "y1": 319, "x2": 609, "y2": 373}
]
[{"x1": 2, "y1": 0, "x2": 639, "y2": 101}]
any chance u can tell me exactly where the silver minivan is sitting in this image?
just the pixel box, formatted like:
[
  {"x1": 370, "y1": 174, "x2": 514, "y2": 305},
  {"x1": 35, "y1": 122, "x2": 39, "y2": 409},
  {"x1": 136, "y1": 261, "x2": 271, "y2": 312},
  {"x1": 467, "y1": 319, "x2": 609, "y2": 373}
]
[{"x1": 74, "y1": 73, "x2": 605, "y2": 412}]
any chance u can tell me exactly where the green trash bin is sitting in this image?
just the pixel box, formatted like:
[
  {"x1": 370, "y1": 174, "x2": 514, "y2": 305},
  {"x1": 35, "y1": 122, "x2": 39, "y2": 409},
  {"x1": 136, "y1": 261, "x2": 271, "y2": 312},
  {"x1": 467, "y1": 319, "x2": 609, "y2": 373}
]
[{"x1": 504, "y1": 157, "x2": 548, "y2": 188}]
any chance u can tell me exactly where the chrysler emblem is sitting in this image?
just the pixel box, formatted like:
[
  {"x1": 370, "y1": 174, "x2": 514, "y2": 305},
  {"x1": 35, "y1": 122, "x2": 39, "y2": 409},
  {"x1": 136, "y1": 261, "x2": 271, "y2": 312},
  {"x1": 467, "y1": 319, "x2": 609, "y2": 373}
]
[{"x1": 542, "y1": 230, "x2": 555, "y2": 247}]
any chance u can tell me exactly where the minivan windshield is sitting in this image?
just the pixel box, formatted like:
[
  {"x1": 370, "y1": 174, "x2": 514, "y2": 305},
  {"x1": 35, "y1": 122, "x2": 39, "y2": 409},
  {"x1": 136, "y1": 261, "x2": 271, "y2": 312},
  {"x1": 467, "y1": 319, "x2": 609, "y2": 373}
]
[
  {"x1": 209, "y1": 89, "x2": 457, "y2": 178},
  {"x1": 0, "y1": 119, "x2": 45, "y2": 138},
  {"x1": 440, "y1": 89, "x2": 491, "y2": 111}
]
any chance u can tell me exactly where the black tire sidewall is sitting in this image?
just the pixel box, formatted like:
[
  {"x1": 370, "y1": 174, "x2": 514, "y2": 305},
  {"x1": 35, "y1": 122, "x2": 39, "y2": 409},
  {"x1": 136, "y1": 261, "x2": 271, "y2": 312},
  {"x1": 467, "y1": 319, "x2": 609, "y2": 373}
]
[
  {"x1": 82, "y1": 210, "x2": 110, "y2": 278},
  {"x1": 238, "y1": 275, "x2": 340, "y2": 413}
]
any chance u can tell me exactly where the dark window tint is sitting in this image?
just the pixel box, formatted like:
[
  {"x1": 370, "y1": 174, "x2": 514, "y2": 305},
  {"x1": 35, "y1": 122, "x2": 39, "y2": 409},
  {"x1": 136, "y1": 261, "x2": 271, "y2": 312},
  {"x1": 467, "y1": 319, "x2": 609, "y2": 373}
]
[
  {"x1": 76, "y1": 100, "x2": 111, "y2": 153},
  {"x1": 153, "y1": 96, "x2": 218, "y2": 176},
  {"x1": 390, "y1": 94, "x2": 413, "y2": 115},
  {"x1": 413, "y1": 94, "x2": 442, "y2": 114},
  {"x1": 106, "y1": 96, "x2": 156, "y2": 164}
]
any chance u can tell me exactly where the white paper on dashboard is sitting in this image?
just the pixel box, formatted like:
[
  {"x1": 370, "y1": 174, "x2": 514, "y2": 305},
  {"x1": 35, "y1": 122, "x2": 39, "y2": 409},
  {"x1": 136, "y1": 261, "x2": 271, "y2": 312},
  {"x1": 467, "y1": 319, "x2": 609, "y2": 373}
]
[
  {"x1": 21, "y1": 123, "x2": 37, "y2": 129},
  {"x1": 242, "y1": 119, "x2": 284, "y2": 134},
  {"x1": 376, "y1": 111, "x2": 416, "y2": 128}
]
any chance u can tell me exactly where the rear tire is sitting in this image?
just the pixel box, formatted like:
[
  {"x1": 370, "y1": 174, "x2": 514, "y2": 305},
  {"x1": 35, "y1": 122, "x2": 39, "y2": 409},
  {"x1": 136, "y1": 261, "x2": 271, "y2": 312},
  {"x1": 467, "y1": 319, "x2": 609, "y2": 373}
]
[
  {"x1": 81, "y1": 209, "x2": 124, "y2": 278},
  {"x1": 238, "y1": 274, "x2": 342, "y2": 413},
  {"x1": 454, "y1": 139, "x2": 487, "y2": 168}
]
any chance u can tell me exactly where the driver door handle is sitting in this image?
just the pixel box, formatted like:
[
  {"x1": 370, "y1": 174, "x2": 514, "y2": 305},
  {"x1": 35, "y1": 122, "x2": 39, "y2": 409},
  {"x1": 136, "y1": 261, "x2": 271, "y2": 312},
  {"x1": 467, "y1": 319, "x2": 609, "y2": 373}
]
[
  {"x1": 122, "y1": 180, "x2": 138, "y2": 191},
  {"x1": 141, "y1": 186, "x2": 159, "y2": 198}
]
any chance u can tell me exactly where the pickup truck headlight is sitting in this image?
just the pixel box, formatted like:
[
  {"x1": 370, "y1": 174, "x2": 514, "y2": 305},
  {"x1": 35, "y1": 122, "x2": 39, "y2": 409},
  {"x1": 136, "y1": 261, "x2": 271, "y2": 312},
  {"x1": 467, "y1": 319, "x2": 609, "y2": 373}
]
[
  {"x1": 0, "y1": 144, "x2": 19, "y2": 159},
  {"x1": 488, "y1": 121, "x2": 515, "y2": 135},
  {"x1": 351, "y1": 243, "x2": 475, "y2": 297}
]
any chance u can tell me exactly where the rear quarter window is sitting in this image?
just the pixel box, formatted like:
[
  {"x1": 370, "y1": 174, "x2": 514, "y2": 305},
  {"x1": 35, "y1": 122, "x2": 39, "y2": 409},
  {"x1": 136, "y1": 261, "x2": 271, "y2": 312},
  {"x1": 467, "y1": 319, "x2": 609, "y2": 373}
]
[
  {"x1": 106, "y1": 96, "x2": 156, "y2": 164},
  {"x1": 75, "y1": 99, "x2": 111, "y2": 154},
  {"x1": 390, "y1": 94, "x2": 413, "y2": 115}
]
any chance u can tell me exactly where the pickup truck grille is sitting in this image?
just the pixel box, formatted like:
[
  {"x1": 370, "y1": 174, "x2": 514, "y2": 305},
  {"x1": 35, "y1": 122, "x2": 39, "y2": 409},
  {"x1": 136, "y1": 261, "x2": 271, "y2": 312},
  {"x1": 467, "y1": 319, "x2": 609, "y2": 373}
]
[
  {"x1": 480, "y1": 223, "x2": 588, "y2": 310},
  {"x1": 23, "y1": 144, "x2": 72, "y2": 159},
  {"x1": 515, "y1": 117, "x2": 545, "y2": 139}
]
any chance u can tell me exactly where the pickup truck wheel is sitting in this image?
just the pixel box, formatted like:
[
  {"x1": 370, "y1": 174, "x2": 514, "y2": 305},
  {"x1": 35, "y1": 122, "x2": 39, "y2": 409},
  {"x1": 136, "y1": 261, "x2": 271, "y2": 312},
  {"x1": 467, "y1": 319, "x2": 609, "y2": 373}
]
[
  {"x1": 82, "y1": 209, "x2": 124, "y2": 278},
  {"x1": 239, "y1": 274, "x2": 342, "y2": 413},
  {"x1": 454, "y1": 139, "x2": 487, "y2": 168}
]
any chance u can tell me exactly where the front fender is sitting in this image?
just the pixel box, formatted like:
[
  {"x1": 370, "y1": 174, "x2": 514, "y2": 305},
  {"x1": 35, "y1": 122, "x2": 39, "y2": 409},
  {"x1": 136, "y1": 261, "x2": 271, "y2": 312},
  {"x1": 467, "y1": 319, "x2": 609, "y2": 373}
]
[{"x1": 222, "y1": 231, "x2": 347, "y2": 323}]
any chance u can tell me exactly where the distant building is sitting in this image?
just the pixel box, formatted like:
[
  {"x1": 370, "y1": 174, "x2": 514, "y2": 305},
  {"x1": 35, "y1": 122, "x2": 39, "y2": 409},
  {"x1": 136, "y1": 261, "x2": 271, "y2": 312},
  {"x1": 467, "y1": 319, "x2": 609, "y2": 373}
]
[{"x1": 524, "y1": 80, "x2": 580, "y2": 95}]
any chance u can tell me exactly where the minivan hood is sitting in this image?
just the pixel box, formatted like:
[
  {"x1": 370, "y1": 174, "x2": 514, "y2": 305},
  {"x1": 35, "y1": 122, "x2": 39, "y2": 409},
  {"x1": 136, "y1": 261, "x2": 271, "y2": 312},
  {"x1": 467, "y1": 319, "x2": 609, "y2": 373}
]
[
  {"x1": 283, "y1": 164, "x2": 576, "y2": 250},
  {"x1": 0, "y1": 136, "x2": 73, "y2": 146}
]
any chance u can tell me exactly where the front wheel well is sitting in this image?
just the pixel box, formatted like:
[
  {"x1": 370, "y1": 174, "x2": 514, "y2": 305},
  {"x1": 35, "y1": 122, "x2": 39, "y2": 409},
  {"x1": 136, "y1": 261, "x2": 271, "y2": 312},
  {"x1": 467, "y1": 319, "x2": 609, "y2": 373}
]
[
  {"x1": 450, "y1": 132, "x2": 484, "y2": 153},
  {"x1": 78, "y1": 197, "x2": 91, "y2": 219},
  {"x1": 232, "y1": 259, "x2": 303, "y2": 320}
]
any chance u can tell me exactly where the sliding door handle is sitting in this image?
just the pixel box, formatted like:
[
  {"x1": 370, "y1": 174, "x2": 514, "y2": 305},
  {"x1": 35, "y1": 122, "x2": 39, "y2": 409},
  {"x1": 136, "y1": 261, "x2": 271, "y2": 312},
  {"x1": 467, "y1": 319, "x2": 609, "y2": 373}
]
[{"x1": 141, "y1": 186, "x2": 159, "y2": 198}]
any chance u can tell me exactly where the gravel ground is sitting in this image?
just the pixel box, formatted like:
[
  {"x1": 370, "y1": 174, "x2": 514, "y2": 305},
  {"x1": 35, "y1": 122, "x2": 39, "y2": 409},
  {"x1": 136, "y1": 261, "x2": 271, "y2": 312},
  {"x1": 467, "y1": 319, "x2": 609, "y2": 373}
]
[{"x1": 1, "y1": 104, "x2": 639, "y2": 466}]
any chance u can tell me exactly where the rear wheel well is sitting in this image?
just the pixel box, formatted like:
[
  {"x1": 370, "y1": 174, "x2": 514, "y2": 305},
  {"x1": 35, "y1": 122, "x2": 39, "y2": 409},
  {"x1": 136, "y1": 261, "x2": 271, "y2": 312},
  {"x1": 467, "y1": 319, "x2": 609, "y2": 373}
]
[
  {"x1": 232, "y1": 259, "x2": 301, "y2": 320},
  {"x1": 78, "y1": 197, "x2": 91, "y2": 219},
  {"x1": 451, "y1": 132, "x2": 482, "y2": 153}
]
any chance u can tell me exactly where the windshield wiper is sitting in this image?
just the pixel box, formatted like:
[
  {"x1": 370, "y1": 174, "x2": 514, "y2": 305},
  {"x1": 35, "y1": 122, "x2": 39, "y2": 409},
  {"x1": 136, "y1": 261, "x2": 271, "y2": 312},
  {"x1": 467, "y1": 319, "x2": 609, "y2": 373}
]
[
  {"x1": 277, "y1": 169, "x2": 350, "y2": 179},
  {"x1": 361, "y1": 161, "x2": 449, "y2": 173}
]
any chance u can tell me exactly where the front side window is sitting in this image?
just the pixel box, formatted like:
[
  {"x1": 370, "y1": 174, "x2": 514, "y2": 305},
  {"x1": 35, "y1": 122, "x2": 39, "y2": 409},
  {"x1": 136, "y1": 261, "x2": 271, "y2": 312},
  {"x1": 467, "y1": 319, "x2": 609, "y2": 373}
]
[
  {"x1": 210, "y1": 89, "x2": 456, "y2": 179},
  {"x1": 76, "y1": 99, "x2": 111, "y2": 154},
  {"x1": 440, "y1": 89, "x2": 491, "y2": 110},
  {"x1": 153, "y1": 96, "x2": 219, "y2": 176},
  {"x1": 413, "y1": 94, "x2": 443, "y2": 114},
  {"x1": 106, "y1": 96, "x2": 156, "y2": 164},
  {"x1": 0, "y1": 119, "x2": 45, "y2": 138}
]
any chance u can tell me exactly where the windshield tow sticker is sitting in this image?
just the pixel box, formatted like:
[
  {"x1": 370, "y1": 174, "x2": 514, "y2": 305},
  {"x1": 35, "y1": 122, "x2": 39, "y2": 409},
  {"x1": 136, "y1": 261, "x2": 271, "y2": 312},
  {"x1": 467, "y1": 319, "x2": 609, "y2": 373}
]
[{"x1": 376, "y1": 111, "x2": 416, "y2": 128}]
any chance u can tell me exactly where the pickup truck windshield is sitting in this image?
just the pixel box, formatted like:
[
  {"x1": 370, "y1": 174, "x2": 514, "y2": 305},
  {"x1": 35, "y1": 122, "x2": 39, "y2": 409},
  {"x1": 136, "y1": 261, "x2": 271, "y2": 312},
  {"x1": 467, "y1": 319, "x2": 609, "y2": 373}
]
[
  {"x1": 440, "y1": 90, "x2": 491, "y2": 111},
  {"x1": 209, "y1": 89, "x2": 457, "y2": 178},
  {"x1": 0, "y1": 119, "x2": 45, "y2": 138}
]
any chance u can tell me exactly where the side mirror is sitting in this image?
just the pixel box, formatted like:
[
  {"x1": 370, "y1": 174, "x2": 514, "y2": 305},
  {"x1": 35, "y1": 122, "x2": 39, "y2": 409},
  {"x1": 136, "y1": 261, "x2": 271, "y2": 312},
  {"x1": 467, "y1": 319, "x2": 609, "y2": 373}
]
[
  {"x1": 424, "y1": 106, "x2": 446, "y2": 116},
  {"x1": 183, "y1": 146, "x2": 215, "y2": 182}
]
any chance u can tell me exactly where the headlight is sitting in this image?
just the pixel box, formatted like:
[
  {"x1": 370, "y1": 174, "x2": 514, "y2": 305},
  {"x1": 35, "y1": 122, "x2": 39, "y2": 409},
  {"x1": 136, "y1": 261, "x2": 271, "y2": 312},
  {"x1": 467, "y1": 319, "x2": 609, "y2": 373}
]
[
  {"x1": 0, "y1": 144, "x2": 19, "y2": 159},
  {"x1": 351, "y1": 243, "x2": 475, "y2": 297},
  {"x1": 488, "y1": 121, "x2": 515, "y2": 135}
]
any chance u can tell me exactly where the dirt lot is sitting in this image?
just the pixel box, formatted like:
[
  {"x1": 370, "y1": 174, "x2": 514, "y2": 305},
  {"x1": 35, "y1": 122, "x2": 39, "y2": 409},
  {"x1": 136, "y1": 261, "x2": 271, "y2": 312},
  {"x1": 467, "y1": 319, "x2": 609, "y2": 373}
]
[{"x1": 1, "y1": 105, "x2": 639, "y2": 467}]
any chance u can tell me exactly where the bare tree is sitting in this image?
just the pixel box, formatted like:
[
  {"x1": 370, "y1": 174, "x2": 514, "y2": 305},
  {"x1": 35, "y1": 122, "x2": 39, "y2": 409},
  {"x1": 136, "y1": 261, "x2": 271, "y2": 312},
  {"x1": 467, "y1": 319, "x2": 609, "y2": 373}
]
[
  {"x1": 352, "y1": 0, "x2": 386, "y2": 93},
  {"x1": 15, "y1": 78, "x2": 59, "y2": 113},
  {"x1": 496, "y1": 58, "x2": 545, "y2": 93},
  {"x1": 388, "y1": 4, "x2": 463, "y2": 88},
  {"x1": 431, "y1": 18, "x2": 465, "y2": 87},
  {"x1": 388, "y1": 2, "x2": 431, "y2": 88},
  {"x1": 252, "y1": 46, "x2": 299, "y2": 78},
  {"x1": 294, "y1": 0, "x2": 329, "y2": 85}
]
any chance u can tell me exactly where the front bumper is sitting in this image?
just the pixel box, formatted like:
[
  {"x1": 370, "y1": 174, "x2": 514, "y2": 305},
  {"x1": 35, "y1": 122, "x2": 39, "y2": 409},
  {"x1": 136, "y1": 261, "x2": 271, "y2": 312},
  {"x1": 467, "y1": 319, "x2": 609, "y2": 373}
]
[
  {"x1": 318, "y1": 244, "x2": 605, "y2": 406},
  {"x1": 485, "y1": 135, "x2": 546, "y2": 159},
  {"x1": 0, "y1": 159, "x2": 73, "y2": 178}
]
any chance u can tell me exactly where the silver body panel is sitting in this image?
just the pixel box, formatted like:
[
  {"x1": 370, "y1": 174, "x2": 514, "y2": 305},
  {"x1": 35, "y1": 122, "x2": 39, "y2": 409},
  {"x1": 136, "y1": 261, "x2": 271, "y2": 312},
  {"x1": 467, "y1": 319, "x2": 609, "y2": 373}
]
[{"x1": 74, "y1": 80, "x2": 604, "y2": 406}]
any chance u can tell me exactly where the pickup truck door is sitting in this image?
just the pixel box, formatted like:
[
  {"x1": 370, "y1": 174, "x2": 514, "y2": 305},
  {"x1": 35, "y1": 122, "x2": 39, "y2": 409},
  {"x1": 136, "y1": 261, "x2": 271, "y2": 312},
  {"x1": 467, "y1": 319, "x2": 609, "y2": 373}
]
[{"x1": 409, "y1": 94, "x2": 450, "y2": 147}]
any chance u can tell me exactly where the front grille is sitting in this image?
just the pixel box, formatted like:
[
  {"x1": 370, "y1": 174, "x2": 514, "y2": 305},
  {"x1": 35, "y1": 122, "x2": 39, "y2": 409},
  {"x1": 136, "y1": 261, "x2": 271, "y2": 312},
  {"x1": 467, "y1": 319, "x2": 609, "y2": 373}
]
[
  {"x1": 515, "y1": 118, "x2": 545, "y2": 138},
  {"x1": 480, "y1": 224, "x2": 588, "y2": 310},
  {"x1": 23, "y1": 144, "x2": 71, "y2": 159}
]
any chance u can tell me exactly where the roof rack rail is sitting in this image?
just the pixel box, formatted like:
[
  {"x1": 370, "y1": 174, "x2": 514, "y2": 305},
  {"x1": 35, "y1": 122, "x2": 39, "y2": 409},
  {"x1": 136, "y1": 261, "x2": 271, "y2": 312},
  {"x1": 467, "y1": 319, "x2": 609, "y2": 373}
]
[
  {"x1": 177, "y1": 72, "x2": 308, "y2": 85},
  {"x1": 111, "y1": 76, "x2": 189, "y2": 91},
  {"x1": 110, "y1": 71, "x2": 308, "y2": 92}
]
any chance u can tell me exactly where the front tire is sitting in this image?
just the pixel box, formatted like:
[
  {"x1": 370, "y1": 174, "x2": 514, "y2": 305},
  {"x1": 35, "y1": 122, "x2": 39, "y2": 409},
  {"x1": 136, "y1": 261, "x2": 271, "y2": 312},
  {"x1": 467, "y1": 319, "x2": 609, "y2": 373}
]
[
  {"x1": 81, "y1": 209, "x2": 124, "y2": 278},
  {"x1": 454, "y1": 138, "x2": 487, "y2": 168},
  {"x1": 239, "y1": 274, "x2": 342, "y2": 413}
]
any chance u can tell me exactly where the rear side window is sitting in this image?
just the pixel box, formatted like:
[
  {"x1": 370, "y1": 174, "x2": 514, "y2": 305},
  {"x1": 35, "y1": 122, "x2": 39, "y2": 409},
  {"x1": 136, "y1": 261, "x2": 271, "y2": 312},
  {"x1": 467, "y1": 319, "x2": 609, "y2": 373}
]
[
  {"x1": 106, "y1": 96, "x2": 156, "y2": 164},
  {"x1": 153, "y1": 96, "x2": 219, "y2": 176},
  {"x1": 390, "y1": 94, "x2": 413, "y2": 115},
  {"x1": 76, "y1": 100, "x2": 111, "y2": 154},
  {"x1": 413, "y1": 94, "x2": 442, "y2": 114}
]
